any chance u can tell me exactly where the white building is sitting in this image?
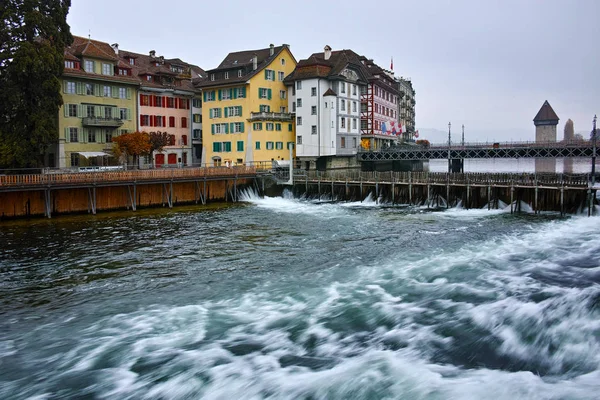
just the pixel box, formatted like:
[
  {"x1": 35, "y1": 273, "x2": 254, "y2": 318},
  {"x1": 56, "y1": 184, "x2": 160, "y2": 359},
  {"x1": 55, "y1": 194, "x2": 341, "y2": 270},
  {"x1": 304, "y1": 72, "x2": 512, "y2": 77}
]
[{"x1": 284, "y1": 46, "x2": 370, "y2": 170}]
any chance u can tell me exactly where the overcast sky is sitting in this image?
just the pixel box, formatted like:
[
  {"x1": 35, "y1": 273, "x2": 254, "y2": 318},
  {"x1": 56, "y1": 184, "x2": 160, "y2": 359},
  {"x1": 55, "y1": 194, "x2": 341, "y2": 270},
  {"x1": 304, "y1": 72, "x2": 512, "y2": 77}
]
[{"x1": 68, "y1": 0, "x2": 599, "y2": 142}]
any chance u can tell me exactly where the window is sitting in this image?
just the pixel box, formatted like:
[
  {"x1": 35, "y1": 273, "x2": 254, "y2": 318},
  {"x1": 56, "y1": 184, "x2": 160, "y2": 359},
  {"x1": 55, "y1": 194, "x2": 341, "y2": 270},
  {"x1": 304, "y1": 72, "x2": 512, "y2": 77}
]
[
  {"x1": 226, "y1": 106, "x2": 242, "y2": 117},
  {"x1": 311, "y1": 125, "x2": 317, "y2": 135},
  {"x1": 259, "y1": 105, "x2": 270, "y2": 113},
  {"x1": 341, "y1": 99, "x2": 345, "y2": 111},
  {"x1": 146, "y1": 75, "x2": 152, "y2": 81},
  {"x1": 255, "y1": 141, "x2": 261, "y2": 150},
  {"x1": 232, "y1": 122, "x2": 244, "y2": 133},
  {"x1": 352, "y1": 84, "x2": 357, "y2": 95},
  {"x1": 341, "y1": 137, "x2": 346, "y2": 148},
  {"x1": 213, "y1": 123, "x2": 229, "y2": 134},
  {"x1": 129, "y1": 57, "x2": 135, "y2": 65},
  {"x1": 340, "y1": 82, "x2": 346, "y2": 93},
  {"x1": 296, "y1": 116, "x2": 302, "y2": 126},
  {"x1": 238, "y1": 70, "x2": 243, "y2": 77},
  {"x1": 70, "y1": 153, "x2": 79, "y2": 166},
  {"x1": 225, "y1": 71, "x2": 229, "y2": 79},
  {"x1": 181, "y1": 117, "x2": 188, "y2": 128},
  {"x1": 66, "y1": 81, "x2": 76, "y2": 94},
  {"x1": 155, "y1": 96, "x2": 163, "y2": 107},
  {"x1": 352, "y1": 118, "x2": 357, "y2": 129},
  {"x1": 288, "y1": 124, "x2": 293, "y2": 132},
  {"x1": 86, "y1": 105, "x2": 95, "y2": 117},
  {"x1": 193, "y1": 129, "x2": 201, "y2": 139},
  {"x1": 193, "y1": 114, "x2": 202, "y2": 123},
  {"x1": 278, "y1": 71, "x2": 284, "y2": 81},
  {"x1": 210, "y1": 108, "x2": 222, "y2": 118},
  {"x1": 265, "y1": 69, "x2": 275, "y2": 81},
  {"x1": 86, "y1": 128, "x2": 96, "y2": 143},
  {"x1": 85, "y1": 83, "x2": 93, "y2": 95},
  {"x1": 167, "y1": 97, "x2": 175, "y2": 108},
  {"x1": 105, "y1": 130, "x2": 113, "y2": 143},
  {"x1": 206, "y1": 91, "x2": 215, "y2": 101},
  {"x1": 353, "y1": 137, "x2": 357, "y2": 148},
  {"x1": 221, "y1": 89, "x2": 231, "y2": 100},
  {"x1": 280, "y1": 107, "x2": 286, "y2": 113},
  {"x1": 67, "y1": 104, "x2": 77, "y2": 117},
  {"x1": 213, "y1": 142, "x2": 222, "y2": 152},
  {"x1": 353, "y1": 101, "x2": 357, "y2": 112},
  {"x1": 169, "y1": 116, "x2": 176, "y2": 127},
  {"x1": 292, "y1": 102, "x2": 296, "y2": 112},
  {"x1": 281, "y1": 58, "x2": 286, "y2": 66},
  {"x1": 237, "y1": 141, "x2": 244, "y2": 151},
  {"x1": 259, "y1": 88, "x2": 270, "y2": 99},
  {"x1": 311, "y1": 87, "x2": 316, "y2": 96},
  {"x1": 84, "y1": 60, "x2": 94, "y2": 73},
  {"x1": 341, "y1": 117, "x2": 346, "y2": 129},
  {"x1": 105, "y1": 107, "x2": 112, "y2": 119},
  {"x1": 103, "y1": 86, "x2": 111, "y2": 97},
  {"x1": 297, "y1": 98, "x2": 302, "y2": 107},
  {"x1": 102, "y1": 63, "x2": 112, "y2": 75},
  {"x1": 280, "y1": 90, "x2": 286, "y2": 99},
  {"x1": 192, "y1": 98, "x2": 202, "y2": 108},
  {"x1": 311, "y1": 106, "x2": 316, "y2": 115},
  {"x1": 297, "y1": 136, "x2": 302, "y2": 145},
  {"x1": 65, "y1": 61, "x2": 75, "y2": 69},
  {"x1": 69, "y1": 127, "x2": 78, "y2": 142},
  {"x1": 120, "y1": 108, "x2": 127, "y2": 120},
  {"x1": 253, "y1": 122, "x2": 263, "y2": 131},
  {"x1": 296, "y1": 81, "x2": 302, "y2": 90},
  {"x1": 266, "y1": 141, "x2": 274, "y2": 150},
  {"x1": 119, "y1": 87, "x2": 127, "y2": 99},
  {"x1": 266, "y1": 123, "x2": 274, "y2": 131},
  {"x1": 211, "y1": 74, "x2": 215, "y2": 81},
  {"x1": 275, "y1": 142, "x2": 283, "y2": 150},
  {"x1": 275, "y1": 123, "x2": 281, "y2": 131}
]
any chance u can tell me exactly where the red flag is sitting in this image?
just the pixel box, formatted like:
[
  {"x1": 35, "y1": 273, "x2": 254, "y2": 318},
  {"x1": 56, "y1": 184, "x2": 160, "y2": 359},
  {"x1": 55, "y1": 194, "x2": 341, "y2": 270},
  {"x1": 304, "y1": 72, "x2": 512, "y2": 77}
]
[{"x1": 391, "y1": 57, "x2": 393, "y2": 71}]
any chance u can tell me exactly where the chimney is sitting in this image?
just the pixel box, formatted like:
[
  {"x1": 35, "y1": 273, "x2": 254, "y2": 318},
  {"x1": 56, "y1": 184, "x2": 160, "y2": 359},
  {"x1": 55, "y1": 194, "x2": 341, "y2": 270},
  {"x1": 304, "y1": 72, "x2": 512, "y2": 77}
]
[
  {"x1": 252, "y1": 54, "x2": 258, "y2": 70},
  {"x1": 159, "y1": 55, "x2": 164, "y2": 64},
  {"x1": 111, "y1": 43, "x2": 119, "y2": 54},
  {"x1": 324, "y1": 45, "x2": 332, "y2": 61},
  {"x1": 149, "y1": 50, "x2": 156, "y2": 59},
  {"x1": 269, "y1": 44, "x2": 274, "y2": 56}
]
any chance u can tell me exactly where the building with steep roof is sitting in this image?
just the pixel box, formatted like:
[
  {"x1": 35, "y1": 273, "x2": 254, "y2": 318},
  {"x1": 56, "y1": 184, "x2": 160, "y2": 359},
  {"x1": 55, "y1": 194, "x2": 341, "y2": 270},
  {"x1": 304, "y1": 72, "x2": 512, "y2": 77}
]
[
  {"x1": 284, "y1": 46, "x2": 370, "y2": 169},
  {"x1": 534, "y1": 100, "x2": 559, "y2": 173},
  {"x1": 195, "y1": 44, "x2": 296, "y2": 166},
  {"x1": 397, "y1": 77, "x2": 416, "y2": 140},
  {"x1": 117, "y1": 48, "x2": 205, "y2": 166},
  {"x1": 57, "y1": 36, "x2": 140, "y2": 168}
]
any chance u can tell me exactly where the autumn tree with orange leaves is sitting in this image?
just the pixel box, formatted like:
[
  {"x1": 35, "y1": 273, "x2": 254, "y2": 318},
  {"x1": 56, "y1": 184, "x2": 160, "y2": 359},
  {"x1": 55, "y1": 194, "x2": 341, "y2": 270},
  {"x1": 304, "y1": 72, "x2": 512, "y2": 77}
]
[{"x1": 112, "y1": 131, "x2": 151, "y2": 168}]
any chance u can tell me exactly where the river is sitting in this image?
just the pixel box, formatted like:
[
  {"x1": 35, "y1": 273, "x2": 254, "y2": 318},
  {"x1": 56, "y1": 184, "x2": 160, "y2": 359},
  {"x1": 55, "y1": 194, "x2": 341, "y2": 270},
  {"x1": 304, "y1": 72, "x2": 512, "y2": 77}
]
[{"x1": 1, "y1": 191, "x2": 599, "y2": 399}]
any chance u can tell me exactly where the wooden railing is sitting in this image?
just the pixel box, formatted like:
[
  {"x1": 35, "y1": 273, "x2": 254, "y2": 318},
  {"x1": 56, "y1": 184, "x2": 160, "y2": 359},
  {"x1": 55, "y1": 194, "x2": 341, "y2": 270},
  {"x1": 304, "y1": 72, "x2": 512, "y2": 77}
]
[
  {"x1": 0, "y1": 166, "x2": 257, "y2": 188},
  {"x1": 303, "y1": 170, "x2": 592, "y2": 188}
]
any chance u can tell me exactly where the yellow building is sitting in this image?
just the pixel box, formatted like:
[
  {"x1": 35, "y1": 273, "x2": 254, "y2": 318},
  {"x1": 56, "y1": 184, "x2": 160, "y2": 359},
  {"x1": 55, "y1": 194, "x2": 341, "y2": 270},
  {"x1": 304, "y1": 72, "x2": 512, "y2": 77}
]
[
  {"x1": 57, "y1": 36, "x2": 139, "y2": 168},
  {"x1": 195, "y1": 44, "x2": 296, "y2": 166}
]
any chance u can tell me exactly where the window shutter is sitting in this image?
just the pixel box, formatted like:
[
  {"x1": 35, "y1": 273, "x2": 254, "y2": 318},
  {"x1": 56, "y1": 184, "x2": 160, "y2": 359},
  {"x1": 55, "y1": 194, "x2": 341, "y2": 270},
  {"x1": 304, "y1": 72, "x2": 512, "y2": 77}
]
[
  {"x1": 268, "y1": 89, "x2": 272, "y2": 100},
  {"x1": 94, "y1": 84, "x2": 100, "y2": 96},
  {"x1": 210, "y1": 109, "x2": 213, "y2": 119},
  {"x1": 76, "y1": 82, "x2": 83, "y2": 95},
  {"x1": 213, "y1": 142, "x2": 218, "y2": 152},
  {"x1": 226, "y1": 142, "x2": 231, "y2": 152},
  {"x1": 203, "y1": 91, "x2": 207, "y2": 102},
  {"x1": 81, "y1": 128, "x2": 87, "y2": 143},
  {"x1": 258, "y1": 88, "x2": 261, "y2": 98},
  {"x1": 230, "y1": 123, "x2": 234, "y2": 133},
  {"x1": 218, "y1": 90, "x2": 222, "y2": 101},
  {"x1": 224, "y1": 107, "x2": 228, "y2": 118},
  {"x1": 140, "y1": 115, "x2": 144, "y2": 126},
  {"x1": 240, "y1": 122, "x2": 244, "y2": 133},
  {"x1": 64, "y1": 127, "x2": 70, "y2": 142},
  {"x1": 126, "y1": 88, "x2": 132, "y2": 99},
  {"x1": 225, "y1": 123, "x2": 229, "y2": 134},
  {"x1": 112, "y1": 86, "x2": 119, "y2": 98},
  {"x1": 211, "y1": 124, "x2": 215, "y2": 134},
  {"x1": 241, "y1": 87, "x2": 246, "y2": 98},
  {"x1": 264, "y1": 70, "x2": 268, "y2": 80},
  {"x1": 127, "y1": 109, "x2": 131, "y2": 120},
  {"x1": 63, "y1": 81, "x2": 68, "y2": 93},
  {"x1": 63, "y1": 105, "x2": 69, "y2": 117},
  {"x1": 233, "y1": 88, "x2": 238, "y2": 99},
  {"x1": 77, "y1": 104, "x2": 83, "y2": 117},
  {"x1": 163, "y1": 97, "x2": 167, "y2": 108},
  {"x1": 238, "y1": 106, "x2": 242, "y2": 115}
]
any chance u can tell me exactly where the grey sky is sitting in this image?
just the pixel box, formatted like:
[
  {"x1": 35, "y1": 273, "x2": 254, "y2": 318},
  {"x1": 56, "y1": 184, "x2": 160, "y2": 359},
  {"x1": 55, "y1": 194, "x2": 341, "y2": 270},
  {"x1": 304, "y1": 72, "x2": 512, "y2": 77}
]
[{"x1": 68, "y1": 0, "x2": 599, "y2": 143}]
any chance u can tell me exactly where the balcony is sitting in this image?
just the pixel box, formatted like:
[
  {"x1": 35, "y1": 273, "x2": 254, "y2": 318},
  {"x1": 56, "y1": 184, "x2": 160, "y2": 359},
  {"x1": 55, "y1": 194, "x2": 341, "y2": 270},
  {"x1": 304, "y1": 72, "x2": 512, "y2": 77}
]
[
  {"x1": 248, "y1": 112, "x2": 294, "y2": 122},
  {"x1": 82, "y1": 117, "x2": 124, "y2": 127}
]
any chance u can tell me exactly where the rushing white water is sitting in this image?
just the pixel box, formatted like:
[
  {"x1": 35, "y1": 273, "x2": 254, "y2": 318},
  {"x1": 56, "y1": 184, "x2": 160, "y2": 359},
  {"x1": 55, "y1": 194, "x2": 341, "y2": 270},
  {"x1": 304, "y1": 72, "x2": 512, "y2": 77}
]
[{"x1": 1, "y1": 194, "x2": 599, "y2": 399}]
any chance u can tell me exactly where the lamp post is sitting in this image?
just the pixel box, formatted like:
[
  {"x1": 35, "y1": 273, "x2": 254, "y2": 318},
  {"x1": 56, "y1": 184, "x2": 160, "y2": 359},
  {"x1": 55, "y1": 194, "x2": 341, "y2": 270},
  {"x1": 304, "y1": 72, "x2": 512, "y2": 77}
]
[
  {"x1": 592, "y1": 114, "x2": 597, "y2": 186},
  {"x1": 448, "y1": 122, "x2": 452, "y2": 172},
  {"x1": 462, "y1": 124, "x2": 465, "y2": 147}
]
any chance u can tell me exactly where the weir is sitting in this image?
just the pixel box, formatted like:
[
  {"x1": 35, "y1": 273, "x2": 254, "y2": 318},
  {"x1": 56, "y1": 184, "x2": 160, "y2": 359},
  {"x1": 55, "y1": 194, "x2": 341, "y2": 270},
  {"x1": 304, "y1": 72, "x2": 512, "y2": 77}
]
[{"x1": 290, "y1": 169, "x2": 597, "y2": 215}]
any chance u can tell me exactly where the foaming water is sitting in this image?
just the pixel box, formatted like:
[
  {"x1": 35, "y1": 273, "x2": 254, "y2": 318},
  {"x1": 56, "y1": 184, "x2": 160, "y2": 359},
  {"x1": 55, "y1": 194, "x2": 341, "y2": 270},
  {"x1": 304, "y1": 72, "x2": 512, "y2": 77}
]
[{"x1": 1, "y1": 193, "x2": 599, "y2": 399}]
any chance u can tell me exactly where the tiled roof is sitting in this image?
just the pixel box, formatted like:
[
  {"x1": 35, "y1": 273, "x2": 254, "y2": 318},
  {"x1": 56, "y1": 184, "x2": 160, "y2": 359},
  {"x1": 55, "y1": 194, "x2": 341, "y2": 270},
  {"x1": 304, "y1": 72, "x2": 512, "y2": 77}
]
[
  {"x1": 534, "y1": 100, "x2": 559, "y2": 122},
  {"x1": 323, "y1": 88, "x2": 337, "y2": 96},
  {"x1": 284, "y1": 49, "x2": 371, "y2": 83},
  {"x1": 62, "y1": 68, "x2": 140, "y2": 84},
  {"x1": 70, "y1": 36, "x2": 118, "y2": 61},
  {"x1": 195, "y1": 45, "x2": 293, "y2": 89}
]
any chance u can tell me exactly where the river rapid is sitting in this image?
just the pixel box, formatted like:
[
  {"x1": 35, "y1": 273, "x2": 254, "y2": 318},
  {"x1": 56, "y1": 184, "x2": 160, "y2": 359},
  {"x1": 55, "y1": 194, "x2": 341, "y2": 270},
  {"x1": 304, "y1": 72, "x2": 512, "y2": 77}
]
[{"x1": 0, "y1": 191, "x2": 599, "y2": 399}]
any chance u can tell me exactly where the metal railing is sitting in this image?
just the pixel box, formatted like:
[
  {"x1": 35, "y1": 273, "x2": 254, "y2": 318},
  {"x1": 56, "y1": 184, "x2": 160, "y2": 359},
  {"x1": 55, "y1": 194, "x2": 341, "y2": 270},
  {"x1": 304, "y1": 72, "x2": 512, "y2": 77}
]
[{"x1": 248, "y1": 112, "x2": 294, "y2": 122}]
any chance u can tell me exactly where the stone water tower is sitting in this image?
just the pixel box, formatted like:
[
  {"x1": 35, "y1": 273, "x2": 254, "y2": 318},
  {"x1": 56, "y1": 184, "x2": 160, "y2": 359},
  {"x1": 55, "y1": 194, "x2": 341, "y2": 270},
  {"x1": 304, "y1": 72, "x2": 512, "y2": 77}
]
[{"x1": 534, "y1": 100, "x2": 559, "y2": 173}]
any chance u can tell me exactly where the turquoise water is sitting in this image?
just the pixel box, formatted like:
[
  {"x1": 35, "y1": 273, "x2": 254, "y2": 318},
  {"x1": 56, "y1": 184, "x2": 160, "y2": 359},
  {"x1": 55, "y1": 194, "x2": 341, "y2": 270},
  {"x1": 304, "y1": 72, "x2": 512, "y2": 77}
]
[{"x1": 1, "y1": 191, "x2": 599, "y2": 399}]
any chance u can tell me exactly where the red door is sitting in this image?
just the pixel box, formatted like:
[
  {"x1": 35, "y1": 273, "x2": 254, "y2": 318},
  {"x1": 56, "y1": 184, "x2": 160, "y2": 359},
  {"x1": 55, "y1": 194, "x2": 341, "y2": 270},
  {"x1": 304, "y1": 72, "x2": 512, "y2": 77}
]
[
  {"x1": 155, "y1": 154, "x2": 165, "y2": 167},
  {"x1": 168, "y1": 153, "x2": 177, "y2": 165}
]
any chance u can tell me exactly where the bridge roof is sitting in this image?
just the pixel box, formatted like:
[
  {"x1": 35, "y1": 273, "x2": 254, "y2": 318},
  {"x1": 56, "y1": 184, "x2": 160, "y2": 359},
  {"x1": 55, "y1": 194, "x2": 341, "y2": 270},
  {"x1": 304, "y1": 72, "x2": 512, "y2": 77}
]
[{"x1": 534, "y1": 100, "x2": 559, "y2": 122}]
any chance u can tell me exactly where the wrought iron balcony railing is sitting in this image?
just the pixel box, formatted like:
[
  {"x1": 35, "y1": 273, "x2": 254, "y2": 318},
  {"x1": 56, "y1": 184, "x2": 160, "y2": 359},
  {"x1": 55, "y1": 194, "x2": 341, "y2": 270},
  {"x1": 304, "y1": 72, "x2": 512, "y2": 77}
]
[
  {"x1": 82, "y1": 117, "x2": 124, "y2": 127},
  {"x1": 248, "y1": 112, "x2": 294, "y2": 122}
]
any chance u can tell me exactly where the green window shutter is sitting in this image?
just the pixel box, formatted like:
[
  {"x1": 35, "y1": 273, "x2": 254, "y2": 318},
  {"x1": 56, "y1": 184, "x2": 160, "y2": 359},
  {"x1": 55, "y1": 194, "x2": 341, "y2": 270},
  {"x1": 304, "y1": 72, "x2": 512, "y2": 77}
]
[
  {"x1": 76, "y1": 82, "x2": 82, "y2": 95},
  {"x1": 224, "y1": 107, "x2": 228, "y2": 118},
  {"x1": 81, "y1": 128, "x2": 86, "y2": 143},
  {"x1": 77, "y1": 104, "x2": 83, "y2": 117},
  {"x1": 213, "y1": 142, "x2": 219, "y2": 152},
  {"x1": 63, "y1": 81, "x2": 67, "y2": 93},
  {"x1": 94, "y1": 84, "x2": 101, "y2": 96},
  {"x1": 127, "y1": 108, "x2": 132, "y2": 120},
  {"x1": 63, "y1": 105, "x2": 69, "y2": 117},
  {"x1": 255, "y1": 141, "x2": 260, "y2": 150},
  {"x1": 225, "y1": 142, "x2": 231, "y2": 152},
  {"x1": 230, "y1": 122, "x2": 234, "y2": 133},
  {"x1": 240, "y1": 122, "x2": 244, "y2": 133},
  {"x1": 203, "y1": 91, "x2": 207, "y2": 102},
  {"x1": 264, "y1": 70, "x2": 268, "y2": 79},
  {"x1": 276, "y1": 123, "x2": 281, "y2": 131},
  {"x1": 258, "y1": 88, "x2": 262, "y2": 98},
  {"x1": 268, "y1": 89, "x2": 272, "y2": 100},
  {"x1": 237, "y1": 141, "x2": 244, "y2": 151},
  {"x1": 64, "y1": 127, "x2": 70, "y2": 142},
  {"x1": 112, "y1": 86, "x2": 119, "y2": 98},
  {"x1": 211, "y1": 124, "x2": 215, "y2": 134},
  {"x1": 238, "y1": 106, "x2": 242, "y2": 115},
  {"x1": 225, "y1": 123, "x2": 229, "y2": 134},
  {"x1": 241, "y1": 87, "x2": 246, "y2": 98},
  {"x1": 233, "y1": 88, "x2": 238, "y2": 99},
  {"x1": 218, "y1": 90, "x2": 222, "y2": 101},
  {"x1": 126, "y1": 88, "x2": 132, "y2": 99}
]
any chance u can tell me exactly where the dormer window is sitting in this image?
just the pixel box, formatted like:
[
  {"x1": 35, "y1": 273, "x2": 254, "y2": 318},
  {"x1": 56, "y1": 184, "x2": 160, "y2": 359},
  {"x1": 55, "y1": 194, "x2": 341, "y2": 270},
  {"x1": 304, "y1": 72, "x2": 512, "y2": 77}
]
[
  {"x1": 211, "y1": 74, "x2": 215, "y2": 81},
  {"x1": 146, "y1": 75, "x2": 152, "y2": 81},
  {"x1": 118, "y1": 68, "x2": 129, "y2": 76},
  {"x1": 225, "y1": 71, "x2": 229, "y2": 79},
  {"x1": 129, "y1": 57, "x2": 135, "y2": 65},
  {"x1": 155, "y1": 62, "x2": 160, "y2": 67},
  {"x1": 102, "y1": 63, "x2": 112, "y2": 76},
  {"x1": 238, "y1": 70, "x2": 242, "y2": 77},
  {"x1": 65, "y1": 61, "x2": 76, "y2": 69},
  {"x1": 84, "y1": 60, "x2": 95, "y2": 73}
]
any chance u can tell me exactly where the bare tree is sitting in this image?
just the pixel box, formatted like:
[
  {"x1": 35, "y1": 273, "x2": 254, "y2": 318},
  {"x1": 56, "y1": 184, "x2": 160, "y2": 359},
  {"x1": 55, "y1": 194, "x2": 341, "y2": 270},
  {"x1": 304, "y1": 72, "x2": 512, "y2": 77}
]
[{"x1": 564, "y1": 119, "x2": 574, "y2": 141}]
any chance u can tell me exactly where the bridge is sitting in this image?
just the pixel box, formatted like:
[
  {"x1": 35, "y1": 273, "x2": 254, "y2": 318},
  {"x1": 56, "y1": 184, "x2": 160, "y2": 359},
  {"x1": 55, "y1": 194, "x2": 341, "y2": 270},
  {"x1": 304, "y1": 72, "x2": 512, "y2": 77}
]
[{"x1": 359, "y1": 140, "x2": 598, "y2": 161}]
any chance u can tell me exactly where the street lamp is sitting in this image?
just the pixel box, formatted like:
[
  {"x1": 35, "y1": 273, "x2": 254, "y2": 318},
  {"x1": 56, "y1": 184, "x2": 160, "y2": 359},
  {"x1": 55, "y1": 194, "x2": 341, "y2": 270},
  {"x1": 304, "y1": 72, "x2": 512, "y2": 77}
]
[
  {"x1": 462, "y1": 124, "x2": 465, "y2": 147},
  {"x1": 592, "y1": 114, "x2": 597, "y2": 186},
  {"x1": 448, "y1": 122, "x2": 452, "y2": 172}
]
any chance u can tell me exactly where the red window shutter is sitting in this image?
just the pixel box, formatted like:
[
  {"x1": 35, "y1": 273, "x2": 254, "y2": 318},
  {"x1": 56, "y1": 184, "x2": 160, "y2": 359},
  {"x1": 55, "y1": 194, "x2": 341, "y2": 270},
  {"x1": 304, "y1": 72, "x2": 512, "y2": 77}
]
[
  {"x1": 169, "y1": 116, "x2": 175, "y2": 127},
  {"x1": 151, "y1": 115, "x2": 156, "y2": 127},
  {"x1": 163, "y1": 97, "x2": 167, "y2": 108},
  {"x1": 182, "y1": 117, "x2": 187, "y2": 128},
  {"x1": 140, "y1": 115, "x2": 144, "y2": 126},
  {"x1": 175, "y1": 98, "x2": 180, "y2": 109},
  {"x1": 182, "y1": 135, "x2": 187, "y2": 145},
  {"x1": 187, "y1": 99, "x2": 190, "y2": 110}
]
